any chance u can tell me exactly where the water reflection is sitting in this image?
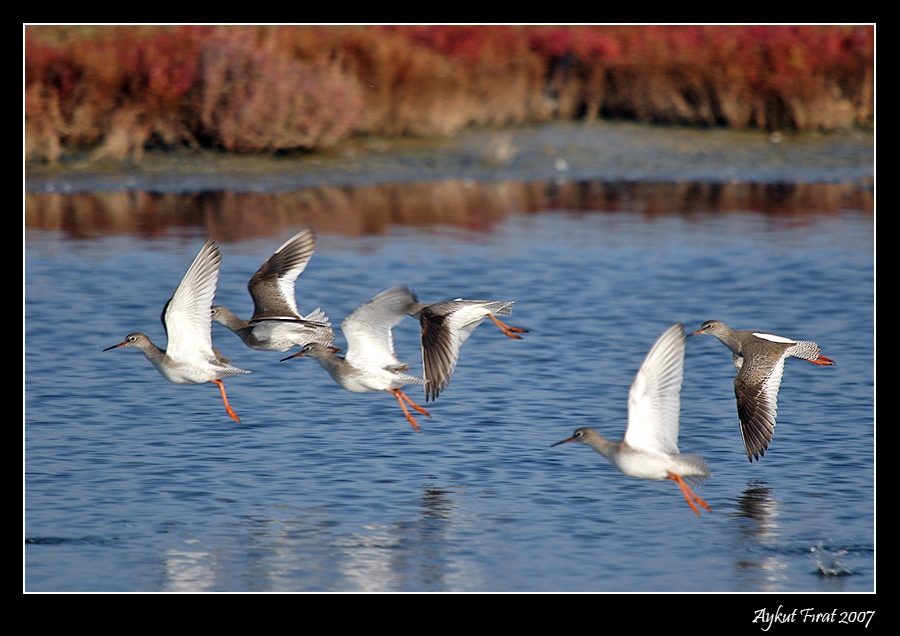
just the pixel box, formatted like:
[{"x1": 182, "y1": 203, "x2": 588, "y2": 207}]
[
  {"x1": 336, "y1": 483, "x2": 462, "y2": 592},
  {"x1": 24, "y1": 179, "x2": 872, "y2": 240},
  {"x1": 145, "y1": 484, "x2": 465, "y2": 592},
  {"x1": 410, "y1": 485, "x2": 459, "y2": 590},
  {"x1": 735, "y1": 481, "x2": 779, "y2": 542},
  {"x1": 420, "y1": 485, "x2": 456, "y2": 521},
  {"x1": 732, "y1": 481, "x2": 788, "y2": 592},
  {"x1": 25, "y1": 182, "x2": 873, "y2": 591},
  {"x1": 163, "y1": 547, "x2": 216, "y2": 593},
  {"x1": 337, "y1": 526, "x2": 400, "y2": 592}
]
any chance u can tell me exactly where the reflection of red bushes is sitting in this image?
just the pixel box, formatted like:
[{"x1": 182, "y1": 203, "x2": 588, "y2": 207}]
[
  {"x1": 24, "y1": 181, "x2": 873, "y2": 240},
  {"x1": 25, "y1": 25, "x2": 874, "y2": 162}
]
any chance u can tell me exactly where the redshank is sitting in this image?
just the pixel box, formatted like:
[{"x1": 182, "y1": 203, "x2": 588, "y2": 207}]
[
  {"x1": 211, "y1": 229, "x2": 334, "y2": 352},
  {"x1": 104, "y1": 240, "x2": 251, "y2": 423},
  {"x1": 407, "y1": 298, "x2": 528, "y2": 401},
  {"x1": 551, "y1": 323, "x2": 712, "y2": 516},
  {"x1": 689, "y1": 319, "x2": 835, "y2": 462},
  {"x1": 280, "y1": 285, "x2": 430, "y2": 432}
]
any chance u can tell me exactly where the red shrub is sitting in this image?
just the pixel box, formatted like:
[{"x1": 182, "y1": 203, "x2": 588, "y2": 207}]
[
  {"x1": 24, "y1": 25, "x2": 874, "y2": 162},
  {"x1": 196, "y1": 27, "x2": 363, "y2": 152}
]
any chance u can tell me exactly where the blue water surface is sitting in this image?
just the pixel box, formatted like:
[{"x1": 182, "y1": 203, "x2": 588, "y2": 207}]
[{"x1": 25, "y1": 206, "x2": 874, "y2": 593}]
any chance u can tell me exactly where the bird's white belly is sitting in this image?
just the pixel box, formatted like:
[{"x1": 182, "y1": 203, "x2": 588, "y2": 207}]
[
  {"x1": 247, "y1": 322, "x2": 295, "y2": 352},
  {"x1": 250, "y1": 322, "x2": 325, "y2": 352},
  {"x1": 152, "y1": 355, "x2": 245, "y2": 385},
  {"x1": 330, "y1": 367, "x2": 395, "y2": 393},
  {"x1": 153, "y1": 359, "x2": 208, "y2": 384},
  {"x1": 610, "y1": 451, "x2": 674, "y2": 481}
]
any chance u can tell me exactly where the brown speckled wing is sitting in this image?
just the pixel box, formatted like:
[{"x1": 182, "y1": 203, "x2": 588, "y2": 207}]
[
  {"x1": 734, "y1": 354, "x2": 785, "y2": 461},
  {"x1": 420, "y1": 306, "x2": 459, "y2": 402}
]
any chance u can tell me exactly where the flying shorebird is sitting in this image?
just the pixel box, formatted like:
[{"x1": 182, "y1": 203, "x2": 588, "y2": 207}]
[
  {"x1": 552, "y1": 323, "x2": 712, "y2": 516},
  {"x1": 689, "y1": 319, "x2": 835, "y2": 461},
  {"x1": 104, "y1": 240, "x2": 250, "y2": 423},
  {"x1": 211, "y1": 229, "x2": 333, "y2": 352},
  {"x1": 281, "y1": 285, "x2": 430, "y2": 432},
  {"x1": 407, "y1": 297, "x2": 527, "y2": 402}
]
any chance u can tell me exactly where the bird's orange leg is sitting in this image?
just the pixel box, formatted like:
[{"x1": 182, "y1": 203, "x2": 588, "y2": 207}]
[
  {"x1": 395, "y1": 389, "x2": 431, "y2": 416},
  {"x1": 211, "y1": 379, "x2": 241, "y2": 423},
  {"x1": 667, "y1": 472, "x2": 711, "y2": 516},
  {"x1": 810, "y1": 355, "x2": 835, "y2": 366},
  {"x1": 389, "y1": 389, "x2": 431, "y2": 432},
  {"x1": 488, "y1": 314, "x2": 529, "y2": 339}
]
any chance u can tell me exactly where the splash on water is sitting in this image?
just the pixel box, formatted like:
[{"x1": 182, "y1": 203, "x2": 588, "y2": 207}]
[{"x1": 810, "y1": 542, "x2": 853, "y2": 576}]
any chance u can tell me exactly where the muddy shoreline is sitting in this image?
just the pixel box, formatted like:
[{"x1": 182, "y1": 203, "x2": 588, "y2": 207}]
[{"x1": 25, "y1": 121, "x2": 874, "y2": 195}]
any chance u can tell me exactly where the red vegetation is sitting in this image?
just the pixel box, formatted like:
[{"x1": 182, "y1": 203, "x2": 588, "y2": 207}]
[{"x1": 25, "y1": 25, "x2": 874, "y2": 162}]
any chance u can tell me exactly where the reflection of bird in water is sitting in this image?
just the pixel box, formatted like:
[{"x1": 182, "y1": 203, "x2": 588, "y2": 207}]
[
  {"x1": 420, "y1": 485, "x2": 456, "y2": 520},
  {"x1": 104, "y1": 240, "x2": 250, "y2": 423},
  {"x1": 281, "y1": 285, "x2": 429, "y2": 432},
  {"x1": 736, "y1": 481, "x2": 779, "y2": 541},
  {"x1": 690, "y1": 320, "x2": 834, "y2": 461},
  {"x1": 552, "y1": 323, "x2": 711, "y2": 516}
]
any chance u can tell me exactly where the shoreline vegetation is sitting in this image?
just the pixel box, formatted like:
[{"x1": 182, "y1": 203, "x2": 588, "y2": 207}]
[{"x1": 25, "y1": 25, "x2": 874, "y2": 164}]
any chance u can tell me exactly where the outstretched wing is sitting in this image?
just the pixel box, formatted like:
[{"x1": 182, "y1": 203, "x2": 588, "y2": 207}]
[
  {"x1": 343, "y1": 285, "x2": 418, "y2": 370},
  {"x1": 248, "y1": 229, "x2": 316, "y2": 319},
  {"x1": 163, "y1": 240, "x2": 220, "y2": 365},
  {"x1": 624, "y1": 323, "x2": 686, "y2": 455},
  {"x1": 418, "y1": 300, "x2": 505, "y2": 401}
]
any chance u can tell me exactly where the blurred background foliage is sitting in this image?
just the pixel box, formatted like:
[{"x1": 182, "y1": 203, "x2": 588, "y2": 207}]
[{"x1": 25, "y1": 25, "x2": 874, "y2": 163}]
